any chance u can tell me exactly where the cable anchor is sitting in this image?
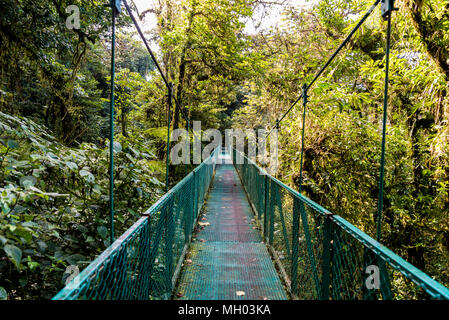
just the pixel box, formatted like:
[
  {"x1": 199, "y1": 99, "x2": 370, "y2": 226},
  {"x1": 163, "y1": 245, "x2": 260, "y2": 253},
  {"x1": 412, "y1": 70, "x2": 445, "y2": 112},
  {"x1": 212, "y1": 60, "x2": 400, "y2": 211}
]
[{"x1": 381, "y1": 0, "x2": 398, "y2": 20}]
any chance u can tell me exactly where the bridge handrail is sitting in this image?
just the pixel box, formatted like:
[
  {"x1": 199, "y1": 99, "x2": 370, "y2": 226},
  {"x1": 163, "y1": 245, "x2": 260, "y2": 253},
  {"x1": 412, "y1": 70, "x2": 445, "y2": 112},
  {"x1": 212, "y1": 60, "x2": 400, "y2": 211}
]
[
  {"x1": 52, "y1": 148, "x2": 219, "y2": 300},
  {"x1": 232, "y1": 148, "x2": 449, "y2": 300}
]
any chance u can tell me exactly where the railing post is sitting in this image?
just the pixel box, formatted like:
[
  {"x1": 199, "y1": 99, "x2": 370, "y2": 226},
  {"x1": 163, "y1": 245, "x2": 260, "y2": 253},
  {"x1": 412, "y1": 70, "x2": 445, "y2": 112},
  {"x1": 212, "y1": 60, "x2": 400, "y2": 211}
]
[
  {"x1": 108, "y1": 1, "x2": 118, "y2": 244},
  {"x1": 165, "y1": 198, "x2": 174, "y2": 296},
  {"x1": 263, "y1": 174, "x2": 268, "y2": 239},
  {"x1": 376, "y1": 0, "x2": 394, "y2": 243},
  {"x1": 321, "y1": 213, "x2": 333, "y2": 300},
  {"x1": 138, "y1": 217, "x2": 151, "y2": 299},
  {"x1": 193, "y1": 169, "x2": 198, "y2": 218},
  {"x1": 165, "y1": 82, "x2": 173, "y2": 193},
  {"x1": 257, "y1": 168, "x2": 262, "y2": 219},
  {"x1": 298, "y1": 201, "x2": 320, "y2": 297},
  {"x1": 185, "y1": 178, "x2": 192, "y2": 243},
  {"x1": 269, "y1": 182, "x2": 275, "y2": 245},
  {"x1": 298, "y1": 84, "x2": 308, "y2": 194},
  {"x1": 291, "y1": 198, "x2": 300, "y2": 295},
  {"x1": 184, "y1": 117, "x2": 190, "y2": 178}
]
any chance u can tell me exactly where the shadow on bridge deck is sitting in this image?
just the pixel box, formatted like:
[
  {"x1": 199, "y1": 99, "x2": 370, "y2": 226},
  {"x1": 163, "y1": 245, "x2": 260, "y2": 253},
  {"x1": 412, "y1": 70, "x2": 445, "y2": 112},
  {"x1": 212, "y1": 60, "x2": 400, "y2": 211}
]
[{"x1": 174, "y1": 163, "x2": 288, "y2": 300}]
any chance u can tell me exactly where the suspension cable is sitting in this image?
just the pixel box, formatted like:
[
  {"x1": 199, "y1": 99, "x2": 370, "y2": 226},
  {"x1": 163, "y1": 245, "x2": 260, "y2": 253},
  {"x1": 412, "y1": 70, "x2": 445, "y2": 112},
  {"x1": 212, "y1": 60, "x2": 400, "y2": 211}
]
[
  {"x1": 376, "y1": 8, "x2": 393, "y2": 242},
  {"x1": 122, "y1": 0, "x2": 198, "y2": 191},
  {"x1": 122, "y1": 0, "x2": 190, "y2": 123},
  {"x1": 108, "y1": 3, "x2": 117, "y2": 243},
  {"x1": 261, "y1": 0, "x2": 381, "y2": 143},
  {"x1": 298, "y1": 84, "x2": 308, "y2": 193}
]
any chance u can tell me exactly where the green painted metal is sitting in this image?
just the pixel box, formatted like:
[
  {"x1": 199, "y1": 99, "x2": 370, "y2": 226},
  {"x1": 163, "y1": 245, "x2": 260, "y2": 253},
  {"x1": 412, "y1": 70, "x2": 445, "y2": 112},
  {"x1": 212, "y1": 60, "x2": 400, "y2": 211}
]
[
  {"x1": 175, "y1": 163, "x2": 287, "y2": 300},
  {"x1": 108, "y1": 4, "x2": 117, "y2": 243},
  {"x1": 298, "y1": 201, "x2": 320, "y2": 298},
  {"x1": 233, "y1": 149, "x2": 449, "y2": 300},
  {"x1": 321, "y1": 215, "x2": 332, "y2": 300},
  {"x1": 184, "y1": 117, "x2": 190, "y2": 178},
  {"x1": 275, "y1": 188, "x2": 291, "y2": 260},
  {"x1": 166, "y1": 83, "x2": 173, "y2": 193},
  {"x1": 290, "y1": 198, "x2": 300, "y2": 295},
  {"x1": 376, "y1": 11, "x2": 392, "y2": 242},
  {"x1": 113, "y1": 0, "x2": 121, "y2": 13},
  {"x1": 268, "y1": 181, "x2": 274, "y2": 245},
  {"x1": 52, "y1": 148, "x2": 218, "y2": 300},
  {"x1": 298, "y1": 83, "x2": 307, "y2": 193},
  {"x1": 381, "y1": 0, "x2": 395, "y2": 18},
  {"x1": 263, "y1": 175, "x2": 268, "y2": 239}
]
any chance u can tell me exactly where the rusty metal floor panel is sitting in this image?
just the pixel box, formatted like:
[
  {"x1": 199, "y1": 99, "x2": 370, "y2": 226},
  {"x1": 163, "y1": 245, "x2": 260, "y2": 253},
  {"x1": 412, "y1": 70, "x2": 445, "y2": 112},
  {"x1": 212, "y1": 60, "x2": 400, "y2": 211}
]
[{"x1": 174, "y1": 164, "x2": 287, "y2": 300}]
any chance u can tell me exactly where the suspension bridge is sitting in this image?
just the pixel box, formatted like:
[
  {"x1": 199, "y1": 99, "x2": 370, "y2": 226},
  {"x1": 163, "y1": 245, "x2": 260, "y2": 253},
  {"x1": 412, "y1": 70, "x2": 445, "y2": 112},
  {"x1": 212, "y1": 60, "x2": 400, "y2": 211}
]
[
  {"x1": 52, "y1": 0, "x2": 449, "y2": 300},
  {"x1": 53, "y1": 147, "x2": 449, "y2": 300}
]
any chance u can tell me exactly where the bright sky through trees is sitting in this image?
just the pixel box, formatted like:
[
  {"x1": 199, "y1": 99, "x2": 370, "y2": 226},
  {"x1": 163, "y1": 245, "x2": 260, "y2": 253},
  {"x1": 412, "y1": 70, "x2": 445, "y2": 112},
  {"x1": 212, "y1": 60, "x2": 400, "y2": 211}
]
[{"x1": 133, "y1": 0, "x2": 318, "y2": 34}]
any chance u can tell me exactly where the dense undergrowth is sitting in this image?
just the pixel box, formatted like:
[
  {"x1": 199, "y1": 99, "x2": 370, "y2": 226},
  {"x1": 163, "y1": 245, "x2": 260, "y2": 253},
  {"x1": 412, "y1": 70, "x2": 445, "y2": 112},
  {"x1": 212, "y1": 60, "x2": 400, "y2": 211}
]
[{"x1": 0, "y1": 112, "x2": 164, "y2": 299}]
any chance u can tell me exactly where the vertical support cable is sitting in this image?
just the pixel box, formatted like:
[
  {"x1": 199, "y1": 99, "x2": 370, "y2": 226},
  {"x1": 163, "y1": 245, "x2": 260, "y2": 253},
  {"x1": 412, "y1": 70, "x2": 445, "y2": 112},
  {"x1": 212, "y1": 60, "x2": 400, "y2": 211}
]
[
  {"x1": 321, "y1": 214, "x2": 332, "y2": 300},
  {"x1": 108, "y1": 4, "x2": 117, "y2": 243},
  {"x1": 291, "y1": 198, "x2": 300, "y2": 295},
  {"x1": 269, "y1": 182, "x2": 275, "y2": 245},
  {"x1": 166, "y1": 83, "x2": 173, "y2": 192},
  {"x1": 275, "y1": 119, "x2": 279, "y2": 178},
  {"x1": 165, "y1": 197, "x2": 174, "y2": 296},
  {"x1": 376, "y1": 11, "x2": 392, "y2": 242},
  {"x1": 185, "y1": 117, "x2": 190, "y2": 177},
  {"x1": 263, "y1": 174, "x2": 268, "y2": 239},
  {"x1": 298, "y1": 84, "x2": 308, "y2": 193}
]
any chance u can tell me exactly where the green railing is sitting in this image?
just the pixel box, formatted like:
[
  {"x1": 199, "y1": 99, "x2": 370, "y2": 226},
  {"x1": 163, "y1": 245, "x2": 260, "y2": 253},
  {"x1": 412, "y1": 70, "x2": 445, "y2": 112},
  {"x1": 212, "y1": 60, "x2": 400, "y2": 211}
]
[
  {"x1": 232, "y1": 148, "x2": 449, "y2": 300},
  {"x1": 52, "y1": 148, "x2": 218, "y2": 300}
]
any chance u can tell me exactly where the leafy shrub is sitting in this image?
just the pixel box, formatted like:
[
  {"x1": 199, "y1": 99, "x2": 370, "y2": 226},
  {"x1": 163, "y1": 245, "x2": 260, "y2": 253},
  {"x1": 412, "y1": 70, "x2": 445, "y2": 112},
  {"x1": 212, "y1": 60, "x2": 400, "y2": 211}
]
[{"x1": 0, "y1": 112, "x2": 164, "y2": 299}]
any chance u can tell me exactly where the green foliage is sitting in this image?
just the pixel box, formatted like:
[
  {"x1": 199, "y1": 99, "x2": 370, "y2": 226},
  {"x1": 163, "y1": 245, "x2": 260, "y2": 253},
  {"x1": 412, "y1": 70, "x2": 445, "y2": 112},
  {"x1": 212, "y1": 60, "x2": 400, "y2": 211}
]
[{"x1": 0, "y1": 112, "x2": 164, "y2": 299}]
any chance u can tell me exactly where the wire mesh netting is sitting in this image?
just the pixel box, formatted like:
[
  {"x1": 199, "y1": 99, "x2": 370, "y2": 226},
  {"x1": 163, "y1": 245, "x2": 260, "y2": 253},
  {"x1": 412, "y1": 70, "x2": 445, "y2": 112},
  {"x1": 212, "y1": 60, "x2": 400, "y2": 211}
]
[
  {"x1": 232, "y1": 148, "x2": 449, "y2": 300},
  {"x1": 52, "y1": 149, "x2": 218, "y2": 300}
]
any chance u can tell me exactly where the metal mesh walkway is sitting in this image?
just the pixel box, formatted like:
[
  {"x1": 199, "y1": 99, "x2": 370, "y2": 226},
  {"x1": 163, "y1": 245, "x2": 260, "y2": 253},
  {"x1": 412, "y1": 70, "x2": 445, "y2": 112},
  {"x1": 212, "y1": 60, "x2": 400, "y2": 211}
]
[{"x1": 175, "y1": 164, "x2": 288, "y2": 300}]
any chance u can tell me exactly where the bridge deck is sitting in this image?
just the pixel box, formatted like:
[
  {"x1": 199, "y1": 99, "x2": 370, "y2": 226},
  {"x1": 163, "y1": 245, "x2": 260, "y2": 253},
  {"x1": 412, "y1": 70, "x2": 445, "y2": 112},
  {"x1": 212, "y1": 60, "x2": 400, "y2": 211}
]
[{"x1": 175, "y1": 163, "x2": 287, "y2": 300}]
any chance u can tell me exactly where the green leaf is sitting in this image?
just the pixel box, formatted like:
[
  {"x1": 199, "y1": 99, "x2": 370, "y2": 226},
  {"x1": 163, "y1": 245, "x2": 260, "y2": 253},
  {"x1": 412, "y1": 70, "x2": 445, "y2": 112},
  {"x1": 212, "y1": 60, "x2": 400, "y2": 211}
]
[
  {"x1": 66, "y1": 254, "x2": 86, "y2": 265},
  {"x1": 113, "y1": 141, "x2": 122, "y2": 153},
  {"x1": 46, "y1": 152, "x2": 59, "y2": 159},
  {"x1": 0, "y1": 202, "x2": 10, "y2": 214},
  {"x1": 79, "y1": 170, "x2": 95, "y2": 183},
  {"x1": 7, "y1": 139, "x2": 19, "y2": 149},
  {"x1": 116, "y1": 214, "x2": 125, "y2": 224},
  {"x1": 11, "y1": 205, "x2": 27, "y2": 214},
  {"x1": 4, "y1": 244, "x2": 22, "y2": 269},
  {"x1": 0, "y1": 287, "x2": 7, "y2": 300},
  {"x1": 66, "y1": 161, "x2": 78, "y2": 170},
  {"x1": 76, "y1": 224, "x2": 88, "y2": 234},
  {"x1": 127, "y1": 208, "x2": 140, "y2": 218},
  {"x1": 27, "y1": 256, "x2": 39, "y2": 271},
  {"x1": 97, "y1": 226, "x2": 108, "y2": 240},
  {"x1": 20, "y1": 176, "x2": 37, "y2": 188},
  {"x1": 150, "y1": 177, "x2": 164, "y2": 186},
  {"x1": 12, "y1": 226, "x2": 33, "y2": 244},
  {"x1": 37, "y1": 241, "x2": 47, "y2": 253}
]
